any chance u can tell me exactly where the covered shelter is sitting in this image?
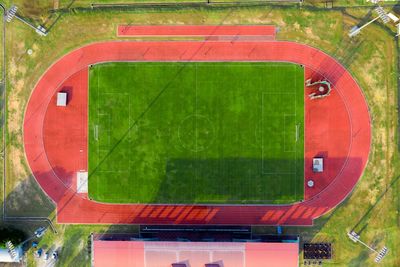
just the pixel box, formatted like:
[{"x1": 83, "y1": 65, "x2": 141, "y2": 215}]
[
  {"x1": 313, "y1": 158, "x2": 324, "y2": 173},
  {"x1": 92, "y1": 239, "x2": 299, "y2": 267},
  {"x1": 0, "y1": 247, "x2": 23, "y2": 263},
  {"x1": 56, "y1": 92, "x2": 68, "y2": 106}
]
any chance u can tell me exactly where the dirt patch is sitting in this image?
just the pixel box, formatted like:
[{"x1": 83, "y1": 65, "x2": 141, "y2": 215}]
[
  {"x1": 8, "y1": 147, "x2": 27, "y2": 181},
  {"x1": 376, "y1": 128, "x2": 387, "y2": 154},
  {"x1": 53, "y1": 0, "x2": 59, "y2": 10},
  {"x1": 305, "y1": 27, "x2": 321, "y2": 41},
  {"x1": 370, "y1": 85, "x2": 386, "y2": 106},
  {"x1": 8, "y1": 59, "x2": 18, "y2": 78},
  {"x1": 18, "y1": 64, "x2": 27, "y2": 76},
  {"x1": 267, "y1": 14, "x2": 286, "y2": 28},
  {"x1": 8, "y1": 79, "x2": 25, "y2": 138},
  {"x1": 363, "y1": 57, "x2": 383, "y2": 85},
  {"x1": 16, "y1": 41, "x2": 25, "y2": 51},
  {"x1": 5, "y1": 173, "x2": 54, "y2": 216}
]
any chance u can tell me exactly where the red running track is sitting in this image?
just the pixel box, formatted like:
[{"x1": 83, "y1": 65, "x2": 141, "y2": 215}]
[{"x1": 24, "y1": 41, "x2": 371, "y2": 225}]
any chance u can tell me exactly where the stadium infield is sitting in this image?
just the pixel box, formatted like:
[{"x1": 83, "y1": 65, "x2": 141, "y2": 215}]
[{"x1": 88, "y1": 62, "x2": 305, "y2": 204}]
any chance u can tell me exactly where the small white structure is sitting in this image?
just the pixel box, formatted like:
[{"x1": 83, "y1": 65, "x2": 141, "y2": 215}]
[
  {"x1": 5, "y1": 6, "x2": 18, "y2": 23},
  {"x1": 313, "y1": 158, "x2": 324, "y2": 173},
  {"x1": 397, "y1": 23, "x2": 400, "y2": 36},
  {"x1": 56, "y1": 92, "x2": 67, "y2": 107},
  {"x1": 348, "y1": 231, "x2": 360, "y2": 243},
  {"x1": 307, "y1": 180, "x2": 315, "y2": 188},
  {"x1": 0, "y1": 247, "x2": 23, "y2": 263},
  {"x1": 77, "y1": 171, "x2": 88, "y2": 193},
  {"x1": 35, "y1": 25, "x2": 48, "y2": 36},
  {"x1": 388, "y1": 13, "x2": 399, "y2": 23},
  {"x1": 34, "y1": 227, "x2": 46, "y2": 238}
]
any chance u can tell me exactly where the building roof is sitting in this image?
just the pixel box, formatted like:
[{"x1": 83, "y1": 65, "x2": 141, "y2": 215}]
[
  {"x1": 93, "y1": 240, "x2": 298, "y2": 267},
  {"x1": 313, "y1": 158, "x2": 324, "y2": 172},
  {"x1": 0, "y1": 248, "x2": 22, "y2": 263},
  {"x1": 56, "y1": 92, "x2": 67, "y2": 106}
]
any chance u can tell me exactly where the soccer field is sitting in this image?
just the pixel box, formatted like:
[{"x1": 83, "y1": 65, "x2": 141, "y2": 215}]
[{"x1": 88, "y1": 62, "x2": 304, "y2": 204}]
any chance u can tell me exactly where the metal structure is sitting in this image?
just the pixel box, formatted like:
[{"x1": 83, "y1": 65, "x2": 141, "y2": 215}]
[
  {"x1": 303, "y1": 243, "x2": 332, "y2": 260},
  {"x1": 5, "y1": 241, "x2": 19, "y2": 261},
  {"x1": 347, "y1": 231, "x2": 388, "y2": 263},
  {"x1": 375, "y1": 6, "x2": 390, "y2": 24},
  {"x1": 34, "y1": 227, "x2": 47, "y2": 238},
  {"x1": 349, "y1": 17, "x2": 380, "y2": 38},
  {"x1": 375, "y1": 247, "x2": 388, "y2": 263},
  {"x1": 349, "y1": 6, "x2": 393, "y2": 37},
  {"x1": 5, "y1": 5, "x2": 17, "y2": 23},
  {"x1": 5, "y1": 5, "x2": 47, "y2": 36},
  {"x1": 396, "y1": 23, "x2": 400, "y2": 37}
]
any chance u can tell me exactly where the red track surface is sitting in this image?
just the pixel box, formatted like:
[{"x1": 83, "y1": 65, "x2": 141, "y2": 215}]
[{"x1": 24, "y1": 39, "x2": 371, "y2": 225}]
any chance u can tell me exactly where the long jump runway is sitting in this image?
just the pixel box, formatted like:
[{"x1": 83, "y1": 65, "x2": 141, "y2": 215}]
[{"x1": 24, "y1": 28, "x2": 371, "y2": 225}]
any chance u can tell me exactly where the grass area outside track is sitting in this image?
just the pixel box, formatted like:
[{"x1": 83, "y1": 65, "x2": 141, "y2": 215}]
[
  {"x1": 6, "y1": 5, "x2": 399, "y2": 266},
  {"x1": 88, "y1": 62, "x2": 305, "y2": 204}
]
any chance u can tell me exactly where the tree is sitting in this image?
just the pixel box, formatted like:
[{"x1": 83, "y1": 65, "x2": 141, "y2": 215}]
[{"x1": 0, "y1": 227, "x2": 26, "y2": 248}]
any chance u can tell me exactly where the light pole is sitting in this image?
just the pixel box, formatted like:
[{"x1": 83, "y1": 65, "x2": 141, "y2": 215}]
[
  {"x1": 349, "y1": 6, "x2": 392, "y2": 37},
  {"x1": 4, "y1": 5, "x2": 47, "y2": 36},
  {"x1": 347, "y1": 231, "x2": 388, "y2": 263}
]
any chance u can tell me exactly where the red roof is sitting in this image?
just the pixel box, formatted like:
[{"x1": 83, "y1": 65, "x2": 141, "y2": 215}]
[{"x1": 93, "y1": 240, "x2": 298, "y2": 267}]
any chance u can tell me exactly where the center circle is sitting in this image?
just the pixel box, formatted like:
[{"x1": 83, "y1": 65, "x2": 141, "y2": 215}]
[{"x1": 178, "y1": 114, "x2": 215, "y2": 152}]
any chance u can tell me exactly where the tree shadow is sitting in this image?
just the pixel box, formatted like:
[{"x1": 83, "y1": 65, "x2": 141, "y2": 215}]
[
  {"x1": 5, "y1": 174, "x2": 55, "y2": 218},
  {"x1": 348, "y1": 249, "x2": 369, "y2": 267},
  {"x1": 253, "y1": 206, "x2": 334, "y2": 244},
  {"x1": 44, "y1": 0, "x2": 77, "y2": 33},
  {"x1": 2, "y1": 166, "x2": 74, "y2": 235},
  {"x1": 152, "y1": 157, "x2": 304, "y2": 204},
  {"x1": 350, "y1": 175, "x2": 400, "y2": 234},
  {"x1": 55, "y1": 228, "x2": 84, "y2": 267}
]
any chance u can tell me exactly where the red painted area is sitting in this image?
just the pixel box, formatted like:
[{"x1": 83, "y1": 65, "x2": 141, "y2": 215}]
[
  {"x1": 304, "y1": 69, "x2": 351, "y2": 199},
  {"x1": 117, "y1": 25, "x2": 276, "y2": 39},
  {"x1": 93, "y1": 240, "x2": 298, "y2": 267},
  {"x1": 24, "y1": 38, "x2": 371, "y2": 225},
  {"x1": 93, "y1": 240, "x2": 144, "y2": 267},
  {"x1": 245, "y1": 243, "x2": 299, "y2": 267},
  {"x1": 43, "y1": 69, "x2": 88, "y2": 194}
]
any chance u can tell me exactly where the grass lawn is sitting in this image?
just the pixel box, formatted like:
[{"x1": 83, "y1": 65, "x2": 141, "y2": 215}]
[
  {"x1": 88, "y1": 62, "x2": 304, "y2": 204},
  {"x1": 4, "y1": 3, "x2": 400, "y2": 266}
]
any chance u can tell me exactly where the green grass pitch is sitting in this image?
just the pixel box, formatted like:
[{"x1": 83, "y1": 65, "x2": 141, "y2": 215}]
[{"x1": 88, "y1": 62, "x2": 304, "y2": 204}]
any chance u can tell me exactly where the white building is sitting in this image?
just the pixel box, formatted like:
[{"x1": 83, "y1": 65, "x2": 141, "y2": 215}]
[{"x1": 0, "y1": 247, "x2": 23, "y2": 263}]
